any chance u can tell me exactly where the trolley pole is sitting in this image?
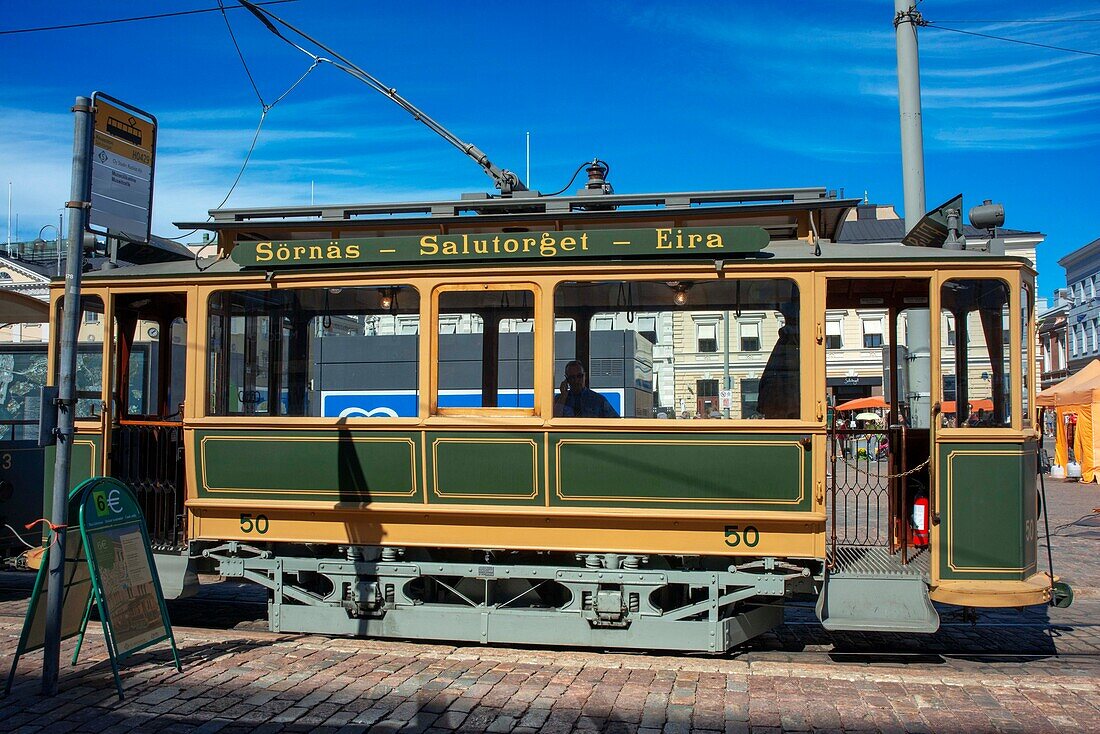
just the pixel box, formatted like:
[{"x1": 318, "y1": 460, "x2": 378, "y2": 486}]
[
  {"x1": 894, "y1": 0, "x2": 931, "y2": 429},
  {"x1": 42, "y1": 96, "x2": 93, "y2": 696}
]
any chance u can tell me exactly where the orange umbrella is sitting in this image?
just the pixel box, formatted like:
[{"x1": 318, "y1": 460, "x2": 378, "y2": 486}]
[
  {"x1": 835, "y1": 396, "x2": 889, "y2": 412},
  {"x1": 940, "y1": 399, "x2": 994, "y2": 414}
]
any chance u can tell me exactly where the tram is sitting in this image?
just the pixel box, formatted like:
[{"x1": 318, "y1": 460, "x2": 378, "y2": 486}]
[
  {"x1": 40, "y1": 183, "x2": 1057, "y2": 651},
  {"x1": 0, "y1": 291, "x2": 52, "y2": 563}
]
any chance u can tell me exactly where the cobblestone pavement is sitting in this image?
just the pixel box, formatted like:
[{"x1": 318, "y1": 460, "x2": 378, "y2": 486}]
[{"x1": 0, "y1": 480, "x2": 1094, "y2": 733}]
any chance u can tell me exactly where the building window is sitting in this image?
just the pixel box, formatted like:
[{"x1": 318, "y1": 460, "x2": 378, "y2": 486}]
[
  {"x1": 438, "y1": 315, "x2": 460, "y2": 335},
  {"x1": 84, "y1": 311, "x2": 100, "y2": 324},
  {"x1": 825, "y1": 320, "x2": 842, "y2": 350},
  {"x1": 1071, "y1": 328, "x2": 1078, "y2": 356},
  {"x1": 740, "y1": 378, "x2": 761, "y2": 418},
  {"x1": 696, "y1": 322, "x2": 718, "y2": 353},
  {"x1": 593, "y1": 315, "x2": 614, "y2": 331},
  {"x1": 697, "y1": 379, "x2": 719, "y2": 416},
  {"x1": 862, "y1": 319, "x2": 883, "y2": 349},
  {"x1": 739, "y1": 321, "x2": 761, "y2": 351},
  {"x1": 945, "y1": 314, "x2": 956, "y2": 346}
]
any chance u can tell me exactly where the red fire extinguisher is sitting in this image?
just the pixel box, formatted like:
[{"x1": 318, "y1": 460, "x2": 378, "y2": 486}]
[{"x1": 911, "y1": 495, "x2": 930, "y2": 547}]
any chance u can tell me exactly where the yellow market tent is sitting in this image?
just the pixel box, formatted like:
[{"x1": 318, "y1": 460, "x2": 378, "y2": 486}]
[{"x1": 1036, "y1": 359, "x2": 1100, "y2": 482}]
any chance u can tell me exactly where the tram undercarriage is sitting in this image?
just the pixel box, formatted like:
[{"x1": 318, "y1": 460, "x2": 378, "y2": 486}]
[{"x1": 202, "y1": 543, "x2": 815, "y2": 652}]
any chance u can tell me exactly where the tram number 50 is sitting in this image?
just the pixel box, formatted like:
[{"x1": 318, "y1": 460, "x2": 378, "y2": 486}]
[
  {"x1": 240, "y1": 513, "x2": 270, "y2": 534},
  {"x1": 724, "y1": 525, "x2": 760, "y2": 548}
]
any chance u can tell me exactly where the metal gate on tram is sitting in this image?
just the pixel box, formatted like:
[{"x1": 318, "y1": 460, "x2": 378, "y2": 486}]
[
  {"x1": 825, "y1": 424, "x2": 930, "y2": 575},
  {"x1": 111, "y1": 421, "x2": 186, "y2": 549}
]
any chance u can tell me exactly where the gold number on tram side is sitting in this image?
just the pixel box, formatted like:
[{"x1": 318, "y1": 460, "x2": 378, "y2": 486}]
[
  {"x1": 240, "y1": 513, "x2": 270, "y2": 534},
  {"x1": 724, "y1": 525, "x2": 760, "y2": 548}
]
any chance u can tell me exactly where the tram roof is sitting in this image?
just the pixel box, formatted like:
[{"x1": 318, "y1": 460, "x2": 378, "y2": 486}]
[{"x1": 176, "y1": 187, "x2": 852, "y2": 235}]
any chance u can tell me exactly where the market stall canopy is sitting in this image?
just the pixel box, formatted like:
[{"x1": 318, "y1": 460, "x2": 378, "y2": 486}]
[
  {"x1": 835, "y1": 396, "x2": 888, "y2": 412},
  {"x1": 854, "y1": 412, "x2": 882, "y2": 421},
  {"x1": 0, "y1": 291, "x2": 48, "y2": 323},
  {"x1": 1036, "y1": 360, "x2": 1100, "y2": 407}
]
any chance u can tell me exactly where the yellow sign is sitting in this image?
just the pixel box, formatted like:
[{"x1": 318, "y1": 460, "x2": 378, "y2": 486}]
[{"x1": 93, "y1": 99, "x2": 154, "y2": 166}]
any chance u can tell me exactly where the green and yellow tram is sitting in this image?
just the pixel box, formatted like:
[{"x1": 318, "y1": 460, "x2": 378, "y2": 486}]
[{"x1": 45, "y1": 186, "x2": 1053, "y2": 651}]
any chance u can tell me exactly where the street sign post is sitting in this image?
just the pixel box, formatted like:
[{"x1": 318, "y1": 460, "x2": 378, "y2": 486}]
[
  {"x1": 6, "y1": 477, "x2": 180, "y2": 699},
  {"x1": 88, "y1": 93, "x2": 156, "y2": 244},
  {"x1": 719, "y1": 390, "x2": 734, "y2": 411}
]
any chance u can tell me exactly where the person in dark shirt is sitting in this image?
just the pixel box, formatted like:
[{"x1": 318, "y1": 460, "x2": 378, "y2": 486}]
[{"x1": 553, "y1": 360, "x2": 618, "y2": 418}]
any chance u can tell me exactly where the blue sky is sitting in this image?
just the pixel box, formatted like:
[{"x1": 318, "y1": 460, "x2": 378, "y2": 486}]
[{"x1": 1, "y1": 1, "x2": 1097, "y2": 297}]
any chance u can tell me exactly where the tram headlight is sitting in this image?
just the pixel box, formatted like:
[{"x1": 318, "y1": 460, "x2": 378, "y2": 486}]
[{"x1": 969, "y1": 200, "x2": 1004, "y2": 231}]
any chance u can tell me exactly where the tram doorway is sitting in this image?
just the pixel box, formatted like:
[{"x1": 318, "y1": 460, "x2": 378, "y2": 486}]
[
  {"x1": 823, "y1": 277, "x2": 933, "y2": 570},
  {"x1": 108, "y1": 292, "x2": 188, "y2": 550}
]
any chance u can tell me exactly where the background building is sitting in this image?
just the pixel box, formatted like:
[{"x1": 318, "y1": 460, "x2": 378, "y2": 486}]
[{"x1": 1057, "y1": 236, "x2": 1100, "y2": 376}]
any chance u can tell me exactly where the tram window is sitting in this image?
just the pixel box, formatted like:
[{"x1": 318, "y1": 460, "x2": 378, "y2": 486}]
[
  {"x1": 436, "y1": 289, "x2": 535, "y2": 411},
  {"x1": 553, "y1": 279, "x2": 800, "y2": 420},
  {"x1": 206, "y1": 286, "x2": 420, "y2": 417},
  {"x1": 117, "y1": 317, "x2": 187, "y2": 418},
  {"x1": 53, "y1": 296, "x2": 104, "y2": 419},
  {"x1": 940, "y1": 279, "x2": 1013, "y2": 428}
]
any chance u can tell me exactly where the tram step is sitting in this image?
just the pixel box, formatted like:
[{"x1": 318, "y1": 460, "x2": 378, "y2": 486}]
[{"x1": 816, "y1": 572, "x2": 939, "y2": 633}]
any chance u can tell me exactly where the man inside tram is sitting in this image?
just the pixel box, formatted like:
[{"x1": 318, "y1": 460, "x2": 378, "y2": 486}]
[{"x1": 553, "y1": 360, "x2": 619, "y2": 418}]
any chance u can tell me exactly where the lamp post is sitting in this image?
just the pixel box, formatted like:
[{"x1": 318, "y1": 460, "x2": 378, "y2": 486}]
[{"x1": 32, "y1": 217, "x2": 63, "y2": 275}]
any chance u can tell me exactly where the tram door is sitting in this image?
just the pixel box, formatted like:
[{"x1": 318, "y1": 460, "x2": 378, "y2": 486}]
[
  {"x1": 824, "y1": 278, "x2": 932, "y2": 567},
  {"x1": 108, "y1": 292, "x2": 189, "y2": 549}
]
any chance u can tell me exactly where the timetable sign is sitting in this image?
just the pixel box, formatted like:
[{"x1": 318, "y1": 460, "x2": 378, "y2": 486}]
[{"x1": 89, "y1": 95, "x2": 156, "y2": 244}]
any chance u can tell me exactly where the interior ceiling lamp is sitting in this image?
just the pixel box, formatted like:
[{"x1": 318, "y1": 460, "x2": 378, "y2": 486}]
[
  {"x1": 379, "y1": 288, "x2": 394, "y2": 311},
  {"x1": 667, "y1": 281, "x2": 692, "y2": 307}
]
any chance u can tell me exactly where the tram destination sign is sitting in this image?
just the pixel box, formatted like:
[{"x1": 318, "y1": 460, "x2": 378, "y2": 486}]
[
  {"x1": 89, "y1": 93, "x2": 157, "y2": 244},
  {"x1": 231, "y1": 226, "x2": 770, "y2": 269}
]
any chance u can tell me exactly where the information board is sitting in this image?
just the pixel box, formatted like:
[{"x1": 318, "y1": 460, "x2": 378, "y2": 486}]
[
  {"x1": 80, "y1": 481, "x2": 172, "y2": 658},
  {"x1": 88, "y1": 93, "x2": 156, "y2": 244},
  {"x1": 5, "y1": 477, "x2": 179, "y2": 698}
]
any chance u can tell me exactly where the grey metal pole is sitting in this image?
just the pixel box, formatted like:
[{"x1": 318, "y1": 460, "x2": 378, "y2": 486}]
[
  {"x1": 895, "y1": 0, "x2": 931, "y2": 429},
  {"x1": 723, "y1": 311, "x2": 731, "y2": 419},
  {"x1": 895, "y1": 0, "x2": 925, "y2": 231},
  {"x1": 42, "y1": 95, "x2": 93, "y2": 696}
]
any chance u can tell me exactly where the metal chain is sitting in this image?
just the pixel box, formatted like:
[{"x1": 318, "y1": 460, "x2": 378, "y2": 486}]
[{"x1": 832, "y1": 454, "x2": 930, "y2": 480}]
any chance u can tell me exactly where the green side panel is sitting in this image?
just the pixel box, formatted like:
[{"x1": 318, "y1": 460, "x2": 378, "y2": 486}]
[
  {"x1": 426, "y1": 432, "x2": 543, "y2": 505},
  {"x1": 1021, "y1": 440, "x2": 1038, "y2": 575},
  {"x1": 195, "y1": 429, "x2": 422, "y2": 503},
  {"x1": 551, "y1": 432, "x2": 811, "y2": 510},
  {"x1": 938, "y1": 442, "x2": 1037, "y2": 580},
  {"x1": 43, "y1": 434, "x2": 102, "y2": 529}
]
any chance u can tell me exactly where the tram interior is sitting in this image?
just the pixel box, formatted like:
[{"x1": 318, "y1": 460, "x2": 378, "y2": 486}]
[{"x1": 555, "y1": 279, "x2": 800, "y2": 419}]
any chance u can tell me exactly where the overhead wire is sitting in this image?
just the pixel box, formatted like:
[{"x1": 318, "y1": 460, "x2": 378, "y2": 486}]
[
  {"x1": 931, "y1": 19, "x2": 1100, "y2": 24},
  {"x1": 924, "y1": 22, "x2": 1100, "y2": 58},
  {"x1": 177, "y1": 2, "x2": 324, "y2": 271},
  {"x1": 0, "y1": 0, "x2": 298, "y2": 36}
]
